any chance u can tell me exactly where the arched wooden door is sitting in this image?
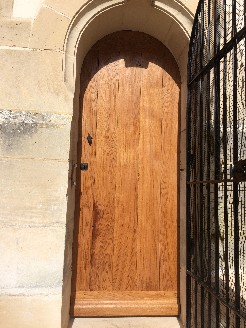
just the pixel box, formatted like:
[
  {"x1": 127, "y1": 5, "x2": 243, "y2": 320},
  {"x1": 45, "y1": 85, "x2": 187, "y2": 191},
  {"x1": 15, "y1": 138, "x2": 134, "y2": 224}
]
[{"x1": 71, "y1": 31, "x2": 181, "y2": 317}]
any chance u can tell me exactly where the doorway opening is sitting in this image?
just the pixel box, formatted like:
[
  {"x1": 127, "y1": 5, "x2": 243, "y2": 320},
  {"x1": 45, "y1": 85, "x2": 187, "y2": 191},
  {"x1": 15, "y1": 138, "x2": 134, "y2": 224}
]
[{"x1": 70, "y1": 31, "x2": 181, "y2": 317}]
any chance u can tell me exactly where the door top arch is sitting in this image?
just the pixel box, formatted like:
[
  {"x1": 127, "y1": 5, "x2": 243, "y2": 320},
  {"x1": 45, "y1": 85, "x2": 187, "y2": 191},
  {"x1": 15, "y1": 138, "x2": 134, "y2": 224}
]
[{"x1": 81, "y1": 30, "x2": 181, "y2": 91}]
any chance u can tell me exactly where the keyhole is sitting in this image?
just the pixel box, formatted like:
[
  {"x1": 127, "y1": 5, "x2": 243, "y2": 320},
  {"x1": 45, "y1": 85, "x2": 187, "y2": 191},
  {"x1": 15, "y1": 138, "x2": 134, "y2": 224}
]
[{"x1": 87, "y1": 133, "x2": 93, "y2": 146}]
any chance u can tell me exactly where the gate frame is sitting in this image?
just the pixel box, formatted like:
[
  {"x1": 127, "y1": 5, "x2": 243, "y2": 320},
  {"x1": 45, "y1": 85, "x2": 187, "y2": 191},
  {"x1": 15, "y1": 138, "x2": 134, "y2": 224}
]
[{"x1": 187, "y1": 0, "x2": 246, "y2": 326}]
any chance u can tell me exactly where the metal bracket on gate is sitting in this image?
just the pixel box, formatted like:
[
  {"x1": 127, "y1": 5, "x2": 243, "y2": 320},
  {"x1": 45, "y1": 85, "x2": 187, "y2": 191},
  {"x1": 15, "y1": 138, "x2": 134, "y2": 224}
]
[{"x1": 231, "y1": 159, "x2": 246, "y2": 182}]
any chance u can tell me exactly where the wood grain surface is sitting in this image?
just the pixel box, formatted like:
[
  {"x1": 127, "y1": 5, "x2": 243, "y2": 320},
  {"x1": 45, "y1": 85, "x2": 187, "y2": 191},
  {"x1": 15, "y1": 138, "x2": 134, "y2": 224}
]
[
  {"x1": 71, "y1": 31, "x2": 181, "y2": 316},
  {"x1": 71, "y1": 291, "x2": 179, "y2": 316}
]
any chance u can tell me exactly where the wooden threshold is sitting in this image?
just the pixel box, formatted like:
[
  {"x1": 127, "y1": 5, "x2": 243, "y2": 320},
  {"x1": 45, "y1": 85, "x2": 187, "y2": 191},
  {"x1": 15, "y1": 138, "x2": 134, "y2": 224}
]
[{"x1": 71, "y1": 291, "x2": 179, "y2": 317}]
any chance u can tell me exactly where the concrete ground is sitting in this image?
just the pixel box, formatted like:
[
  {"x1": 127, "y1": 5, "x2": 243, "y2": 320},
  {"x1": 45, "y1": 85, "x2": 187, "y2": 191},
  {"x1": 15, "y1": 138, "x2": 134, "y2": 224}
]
[{"x1": 69, "y1": 317, "x2": 182, "y2": 328}]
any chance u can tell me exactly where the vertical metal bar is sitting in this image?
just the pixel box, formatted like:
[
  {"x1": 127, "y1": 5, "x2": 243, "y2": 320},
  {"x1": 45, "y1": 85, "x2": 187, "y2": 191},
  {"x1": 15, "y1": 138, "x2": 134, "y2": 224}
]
[
  {"x1": 193, "y1": 82, "x2": 199, "y2": 328},
  {"x1": 186, "y1": 59, "x2": 192, "y2": 328},
  {"x1": 186, "y1": 212, "x2": 192, "y2": 328},
  {"x1": 206, "y1": 74, "x2": 212, "y2": 327},
  {"x1": 199, "y1": 3, "x2": 205, "y2": 327},
  {"x1": 222, "y1": 45, "x2": 230, "y2": 328},
  {"x1": 195, "y1": 2, "x2": 202, "y2": 78},
  {"x1": 195, "y1": 278, "x2": 198, "y2": 326},
  {"x1": 222, "y1": 1, "x2": 230, "y2": 327},
  {"x1": 206, "y1": 1, "x2": 212, "y2": 325},
  {"x1": 232, "y1": 1, "x2": 240, "y2": 327},
  {"x1": 186, "y1": 18, "x2": 204, "y2": 328},
  {"x1": 214, "y1": 0, "x2": 221, "y2": 326}
]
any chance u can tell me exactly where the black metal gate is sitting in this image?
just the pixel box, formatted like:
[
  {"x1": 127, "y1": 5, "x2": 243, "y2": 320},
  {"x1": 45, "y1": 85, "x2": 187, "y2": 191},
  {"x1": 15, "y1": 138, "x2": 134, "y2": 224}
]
[{"x1": 187, "y1": 0, "x2": 246, "y2": 327}]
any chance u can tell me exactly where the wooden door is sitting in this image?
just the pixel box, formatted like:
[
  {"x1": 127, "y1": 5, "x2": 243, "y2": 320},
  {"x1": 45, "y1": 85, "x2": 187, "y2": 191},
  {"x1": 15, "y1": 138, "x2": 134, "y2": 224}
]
[{"x1": 71, "y1": 31, "x2": 181, "y2": 317}]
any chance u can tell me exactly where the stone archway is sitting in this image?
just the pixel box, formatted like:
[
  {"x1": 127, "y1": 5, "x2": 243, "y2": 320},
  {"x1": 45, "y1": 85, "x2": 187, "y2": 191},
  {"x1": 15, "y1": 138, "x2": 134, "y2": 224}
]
[{"x1": 31, "y1": 1, "x2": 194, "y2": 327}]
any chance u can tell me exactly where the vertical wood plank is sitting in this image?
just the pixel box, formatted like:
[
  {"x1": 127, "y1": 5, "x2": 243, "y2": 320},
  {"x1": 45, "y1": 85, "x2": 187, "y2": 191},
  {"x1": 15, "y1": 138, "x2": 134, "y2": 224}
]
[
  {"x1": 159, "y1": 65, "x2": 180, "y2": 291},
  {"x1": 75, "y1": 50, "x2": 100, "y2": 291},
  {"x1": 112, "y1": 55, "x2": 141, "y2": 290},
  {"x1": 88, "y1": 52, "x2": 120, "y2": 290},
  {"x1": 137, "y1": 58, "x2": 164, "y2": 290}
]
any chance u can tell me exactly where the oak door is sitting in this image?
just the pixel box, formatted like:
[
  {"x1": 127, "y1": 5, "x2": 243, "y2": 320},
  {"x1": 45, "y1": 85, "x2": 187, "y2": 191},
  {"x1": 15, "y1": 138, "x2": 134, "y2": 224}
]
[{"x1": 71, "y1": 31, "x2": 181, "y2": 317}]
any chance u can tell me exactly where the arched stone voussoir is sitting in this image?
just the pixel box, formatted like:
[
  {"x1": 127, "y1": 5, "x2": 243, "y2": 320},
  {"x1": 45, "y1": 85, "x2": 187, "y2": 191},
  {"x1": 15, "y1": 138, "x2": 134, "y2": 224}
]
[
  {"x1": 29, "y1": 0, "x2": 127, "y2": 52},
  {"x1": 29, "y1": 5, "x2": 71, "y2": 51},
  {"x1": 44, "y1": 0, "x2": 91, "y2": 19},
  {"x1": 152, "y1": 0, "x2": 194, "y2": 37}
]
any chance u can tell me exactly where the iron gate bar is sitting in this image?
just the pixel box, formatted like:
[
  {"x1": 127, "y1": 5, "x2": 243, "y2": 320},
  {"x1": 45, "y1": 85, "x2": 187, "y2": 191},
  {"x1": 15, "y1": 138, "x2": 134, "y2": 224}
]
[
  {"x1": 188, "y1": 179, "x2": 237, "y2": 184},
  {"x1": 188, "y1": 27, "x2": 246, "y2": 87},
  {"x1": 205, "y1": 4, "x2": 212, "y2": 324},
  {"x1": 195, "y1": 65, "x2": 200, "y2": 322},
  {"x1": 187, "y1": 270, "x2": 246, "y2": 321},
  {"x1": 222, "y1": 1, "x2": 230, "y2": 324},
  {"x1": 187, "y1": 0, "x2": 246, "y2": 327},
  {"x1": 214, "y1": 2, "x2": 221, "y2": 326},
  {"x1": 199, "y1": 4, "x2": 205, "y2": 327},
  {"x1": 232, "y1": 3, "x2": 241, "y2": 326}
]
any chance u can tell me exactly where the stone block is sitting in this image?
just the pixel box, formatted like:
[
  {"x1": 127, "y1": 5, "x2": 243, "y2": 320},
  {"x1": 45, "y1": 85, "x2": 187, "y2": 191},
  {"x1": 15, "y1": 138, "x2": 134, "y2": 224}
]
[
  {"x1": 0, "y1": 158, "x2": 69, "y2": 225},
  {"x1": 0, "y1": 227, "x2": 18, "y2": 289},
  {"x1": 0, "y1": 295, "x2": 61, "y2": 328},
  {"x1": 45, "y1": 0, "x2": 87, "y2": 18},
  {"x1": 183, "y1": 0, "x2": 199, "y2": 15},
  {"x1": 0, "y1": 18, "x2": 31, "y2": 47},
  {"x1": 0, "y1": 110, "x2": 72, "y2": 160},
  {"x1": 123, "y1": 1, "x2": 173, "y2": 43},
  {"x1": 180, "y1": 83, "x2": 188, "y2": 132},
  {"x1": 177, "y1": 46, "x2": 188, "y2": 84},
  {"x1": 13, "y1": 0, "x2": 42, "y2": 19},
  {"x1": 122, "y1": 1, "x2": 149, "y2": 32},
  {"x1": 179, "y1": 185, "x2": 186, "y2": 230},
  {"x1": 61, "y1": 269, "x2": 72, "y2": 328},
  {"x1": 30, "y1": 7, "x2": 70, "y2": 51},
  {"x1": 0, "y1": 0, "x2": 13, "y2": 17},
  {"x1": 179, "y1": 265, "x2": 186, "y2": 325},
  {"x1": 0, "y1": 226, "x2": 65, "y2": 290},
  {"x1": 0, "y1": 49, "x2": 73, "y2": 113},
  {"x1": 70, "y1": 317, "x2": 181, "y2": 328},
  {"x1": 180, "y1": 129, "x2": 186, "y2": 171},
  {"x1": 165, "y1": 22, "x2": 189, "y2": 62}
]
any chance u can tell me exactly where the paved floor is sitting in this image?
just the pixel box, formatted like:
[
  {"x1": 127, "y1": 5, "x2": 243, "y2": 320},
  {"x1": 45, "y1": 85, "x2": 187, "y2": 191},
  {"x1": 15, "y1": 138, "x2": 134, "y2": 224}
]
[{"x1": 69, "y1": 317, "x2": 182, "y2": 328}]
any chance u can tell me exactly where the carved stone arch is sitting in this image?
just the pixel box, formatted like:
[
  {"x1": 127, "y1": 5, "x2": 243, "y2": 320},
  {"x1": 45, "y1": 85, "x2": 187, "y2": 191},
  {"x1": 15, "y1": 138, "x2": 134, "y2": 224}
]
[
  {"x1": 32, "y1": 0, "x2": 193, "y2": 88},
  {"x1": 62, "y1": 0, "x2": 193, "y2": 91}
]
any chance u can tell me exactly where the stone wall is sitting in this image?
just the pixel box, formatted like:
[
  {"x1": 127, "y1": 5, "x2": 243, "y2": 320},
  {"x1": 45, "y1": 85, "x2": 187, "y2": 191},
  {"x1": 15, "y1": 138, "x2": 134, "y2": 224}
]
[{"x1": 0, "y1": 0, "x2": 198, "y2": 327}]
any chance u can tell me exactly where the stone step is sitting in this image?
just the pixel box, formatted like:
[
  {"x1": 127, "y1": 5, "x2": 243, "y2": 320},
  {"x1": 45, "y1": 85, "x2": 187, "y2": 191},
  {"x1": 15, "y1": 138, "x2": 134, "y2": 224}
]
[{"x1": 69, "y1": 317, "x2": 182, "y2": 328}]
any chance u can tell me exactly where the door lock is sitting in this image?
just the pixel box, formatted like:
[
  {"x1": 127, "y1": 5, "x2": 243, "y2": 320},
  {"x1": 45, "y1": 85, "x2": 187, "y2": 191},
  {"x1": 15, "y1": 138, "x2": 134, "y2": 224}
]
[{"x1": 80, "y1": 163, "x2": 88, "y2": 171}]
